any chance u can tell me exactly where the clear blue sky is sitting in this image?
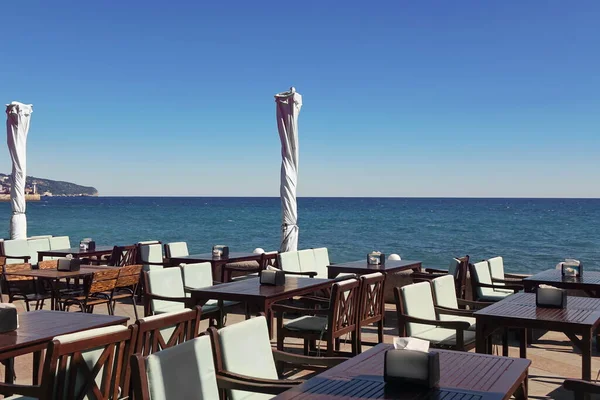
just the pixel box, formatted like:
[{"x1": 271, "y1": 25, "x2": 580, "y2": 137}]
[{"x1": 2, "y1": 1, "x2": 599, "y2": 197}]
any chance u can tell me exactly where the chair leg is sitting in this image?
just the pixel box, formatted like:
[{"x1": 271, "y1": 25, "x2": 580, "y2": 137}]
[
  {"x1": 352, "y1": 331, "x2": 358, "y2": 355},
  {"x1": 24, "y1": 300, "x2": 30, "y2": 312},
  {"x1": 335, "y1": 338, "x2": 341, "y2": 352},
  {"x1": 302, "y1": 340, "x2": 309, "y2": 355},
  {"x1": 131, "y1": 296, "x2": 139, "y2": 320},
  {"x1": 378, "y1": 320, "x2": 384, "y2": 344}
]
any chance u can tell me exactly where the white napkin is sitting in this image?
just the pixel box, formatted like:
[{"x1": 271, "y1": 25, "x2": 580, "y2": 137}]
[{"x1": 393, "y1": 337, "x2": 430, "y2": 352}]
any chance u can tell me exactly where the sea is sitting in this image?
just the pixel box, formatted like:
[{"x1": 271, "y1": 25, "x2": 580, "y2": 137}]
[{"x1": 1, "y1": 197, "x2": 599, "y2": 274}]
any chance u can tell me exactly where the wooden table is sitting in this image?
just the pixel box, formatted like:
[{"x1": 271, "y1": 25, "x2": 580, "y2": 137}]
[
  {"x1": 0, "y1": 310, "x2": 128, "y2": 385},
  {"x1": 523, "y1": 269, "x2": 600, "y2": 297},
  {"x1": 327, "y1": 259, "x2": 422, "y2": 279},
  {"x1": 273, "y1": 343, "x2": 530, "y2": 399},
  {"x1": 169, "y1": 252, "x2": 262, "y2": 282},
  {"x1": 37, "y1": 246, "x2": 115, "y2": 262},
  {"x1": 190, "y1": 276, "x2": 333, "y2": 335},
  {"x1": 5, "y1": 266, "x2": 117, "y2": 310},
  {"x1": 475, "y1": 292, "x2": 600, "y2": 380}
]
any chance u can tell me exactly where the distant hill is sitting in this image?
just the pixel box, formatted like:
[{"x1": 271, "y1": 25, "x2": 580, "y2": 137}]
[{"x1": 0, "y1": 173, "x2": 98, "y2": 196}]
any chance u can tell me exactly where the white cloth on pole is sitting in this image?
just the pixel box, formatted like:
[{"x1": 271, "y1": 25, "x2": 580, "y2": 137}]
[
  {"x1": 6, "y1": 101, "x2": 33, "y2": 239},
  {"x1": 275, "y1": 88, "x2": 302, "y2": 252}
]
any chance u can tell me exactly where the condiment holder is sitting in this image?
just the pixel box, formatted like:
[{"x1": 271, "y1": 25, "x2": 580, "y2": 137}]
[
  {"x1": 212, "y1": 245, "x2": 229, "y2": 258},
  {"x1": 384, "y1": 337, "x2": 439, "y2": 389},
  {"x1": 536, "y1": 285, "x2": 567, "y2": 308},
  {"x1": 558, "y1": 259, "x2": 582, "y2": 277},
  {"x1": 367, "y1": 251, "x2": 386, "y2": 265}
]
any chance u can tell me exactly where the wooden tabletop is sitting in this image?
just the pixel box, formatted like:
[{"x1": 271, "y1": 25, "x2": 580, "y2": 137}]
[
  {"x1": 190, "y1": 276, "x2": 332, "y2": 302},
  {"x1": 4, "y1": 266, "x2": 116, "y2": 279},
  {"x1": 0, "y1": 310, "x2": 128, "y2": 356},
  {"x1": 37, "y1": 246, "x2": 114, "y2": 257},
  {"x1": 328, "y1": 259, "x2": 422, "y2": 274},
  {"x1": 274, "y1": 343, "x2": 529, "y2": 400},
  {"x1": 475, "y1": 293, "x2": 600, "y2": 328},
  {"x1": 523, "y1": 269, "x2": 600, "y2": 290},
  {"x1": 170, "y1": 252, "x2": 261, "y2": 264}
]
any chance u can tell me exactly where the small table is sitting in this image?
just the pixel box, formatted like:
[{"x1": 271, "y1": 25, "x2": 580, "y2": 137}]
[
  {"x1": 273, "y1": 343, "x2": 529, "y2": 400},
  {"x1": 523, "y1": 269, "x2": 600, "y2": 297},
  {"x1": 475, "y1": 292, "x2": 600, "y2": 380},
  {"x1": 327, "y1": 259, "x2": 422, "y2": 279},
  {"x1": 169, "y1": 252, "x2": 263, "y2": 282},
  {"x1": 37, "y1": 246, "x2": 115, "y2": 262},
  {"x1": 190, "y1": 276, "x2": 333, "y2": 335},
  {"x1": 0, "y1": 310, "x2": 127, "y2": 385},
  {"x1": 5, "y1": 266, "x2": 117, "y2": 310}
]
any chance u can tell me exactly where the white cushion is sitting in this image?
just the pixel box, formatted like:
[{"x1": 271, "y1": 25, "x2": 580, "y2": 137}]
[
  {"x1": 49, "y1": 236, "x2": 70, "y2": 250},
  {"x1": 218, "y1": 316, "x2": 278, "y2": 400},
  {"x1": 145, "y1": 335, "x2": 219, "y2": 400},
  {"x1": 477, "y1": 292, "x2": 512, "y2": 302},
  {"x1": 401, "y1": 282, "x2": 436, "y2": 336},
  {"x1": 471, "y1": 261, "x2": 496, "y2": 299},
  {"x1": 26, "y1": 238, "x2": 50, "y2": 266},
  {"x1": 2, "y1": 239, "x2": 30, "y2": 265},
  {"x1": 432, "y1": 275, "x2": 458, "y2": 309},
  {"x1": 166, "y1": 242, "x2": 188, "y2": 258},
  {"x1": 412, "y1": 327, "x2": 477, "y2": 346},
  {"x1": 297, "y1": 249, "x2": 316, "y2": 274},
  {"x1": 181, "y1": 263, "x2": 213, "y2": 289},
  {"x1": 138, "y1": 240, "x2": 160, "y2": 245},
  {"x1": 54, "y1": 325, "x2": 128, "y2": 344},
  {"x1": 284, "y1": 315, "x2": 328, "y2": 333},
  {"x1": 488, "y1": 256, "x2": 508, "y2": 292},
  {"x1": 27, "y1": 235, "x2": 52, "y2": 240},
  {"x1": 278, "y1": 251, "x2": 301, "y2": 273},
  {"x1": 312, "y1": 248, "x2": 330, "y2": 279},
  {"x1": 147, "y1": 268, "x2": 186, "y2": 314},
  {"x1": 140, "y1": 243, "x2": 164, "y2": 272},
  {"x1": 447, "y1": 258, "x2": 461, "y2": 277}
]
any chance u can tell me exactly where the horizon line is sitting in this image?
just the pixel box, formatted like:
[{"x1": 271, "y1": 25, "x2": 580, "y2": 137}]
[{"x1": 61, "y1": 195, "x2": 600, "y2": 200}]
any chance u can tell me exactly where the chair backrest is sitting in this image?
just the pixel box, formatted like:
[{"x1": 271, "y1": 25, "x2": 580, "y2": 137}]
[
  {"x1": 3, "y1": 262, "x2": 34, "y2": 282},
  {"x1": 278, "y1": 251, "x2": 301, "y2": 273},
  {"x1": 88, "y1": 269, "x2": 120, "y2": 295},
  {"x1": 49, "y1": 236, "x2": 71, "y2": 250},
  {"x1": 27, "y1": 238, "x2": 51, "y2": 266},
  {"x1": 38, "y1": 260, "x2": 58, "y2": 270},
  {"x1": 131, "y1": 334, "x2": 219, "y2": 400},
  {"x1": 297, "y1": 249, "x2": 316, "y2": 274},
  {"x1": 399, "y1": 281, "x2": 437, "y2": 336},
  {"x1": 164, "y1": 242, "x2": 188, "y2": 259},
  {"x1": 139, "y1": 243, "x2": 164, "y2": 272},
  {"x1": 135, "y1": 307, "x2": 202, "y2": 356},
  {"x1": 2, "y1": 239, "x2": 30, "y2": 265},
  {"x1": 42, "y1": 324, "x2": 136, "y2": 400},
  {"x1": 487, "y1": 256, "x2": 505, "y2": 287},
  {"x1": 145, "y1": 268, "x2": 186, "y2": 314},
  {"x1": 470, "y1": 261, "x2": 495, "y2": 299},
  {"x1": 313, "y1": 247, "x2": 330, "y2": 278},
  {"x1": 107, "y1": 245, "x2": 138, "y2": 267},
  {"x1": 327, "y1": 278, "x2": 361, "y2": 339},
  {"x1": 138, "y1": 240, "x2": 161, "y2": 246},
  {"x1": 431, "y1": 274, "x2": 459, "y2": 309},
  {"x1": 358, "y1": 272, "x2": 385, "y2": 326},
  {"x1": 454, "y1": 255, "x2": 470, "y2": 299},
  {"x1": 213, "y1": 316, "x2": 278, "y2": 400},
  {"x1": 180, "y1": 263, "x2": 213, "y2": 290},
  {"x1": 115, "y1": 264, "x2": 143, "y2": 289}
]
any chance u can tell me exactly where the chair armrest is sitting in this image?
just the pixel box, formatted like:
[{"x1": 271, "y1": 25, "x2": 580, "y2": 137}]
[
  {"x1": 141, "y1": 260, "x2": 170, "y2": 266},
  {"x1": 3, "y1": 255, "x2": 30, "y2": 262},
  {"x1": 563, "y1": 379, "x2": 600, "y2": 395},
  {"x1": 272, "y1": 349, "x2": 348, "y2": 368},
  {"x1": 216, "y1": 374, "x2": 298, "y2": 395},
  {"x1": 271, "y1": 303, "x2": 330, "y2": 316},
  {"x1": 424, "y1": 268, "x2": 448, "y2": 274},
  {"x1": 145, "y1": 293, "x2": 196, "y2": 307},
  {"x1": 504, "y1": 272, "x2": 530, "y2": 279},
  {"x1": 457, "y1": 298, "x2": 493, "y2": 309},
  {"x1": 223, "y1": 264, "x2": 261, "y2": 272},
  {"x1": 402, "y1": 315, "x2": 470, "y2": 330},
  {"x1": 475, "y1": 281, "x2": 522, "y2": 292},
  {"x1": 281, "y1": 270, "x2": 318, "y2": 278},
  {"x1": 0, "y1": 382, "x2": 42, "y2": 397},
  {"x1": 435, "y1": 306, "x2": 475, "y2": 317},
  {"x1": 491, "y1": 277, "x2": 524, "y2": 284}
]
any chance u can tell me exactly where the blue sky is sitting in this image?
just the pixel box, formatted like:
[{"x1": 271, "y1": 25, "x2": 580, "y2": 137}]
[{"x1": 1, "y1": 1, "x2": 599, "y2": 197}]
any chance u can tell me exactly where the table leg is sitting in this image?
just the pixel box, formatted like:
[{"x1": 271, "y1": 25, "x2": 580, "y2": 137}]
[
  {"x1": 4, "y1": 357, "x2": 14, "y2": 384},
  {"x1": 265, "y1": 299, "x2": 274, "y2": 338},
  {"x1": 519, "y1": 329, "x2": 528, "y2": 359},
  {"x1": 476, "y1": 321, "x2": 487, "y2": 354},
  {"x1": 582, "y1": 329, "x2": 592, "y2": 381},
  {"x1": 502, "y1": 328, "x2": 509, "y2": 357},
  {"x1": 327, "y1": 270, "x2": 338, "y2": 279},
  {"x1": 33, "y1": 350, "x2": 44, "y2": 385}
]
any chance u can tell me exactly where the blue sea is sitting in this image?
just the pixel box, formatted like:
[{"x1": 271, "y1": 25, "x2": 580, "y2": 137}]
[{"x1": 1, "y1": 197, "x2": 599, "y2": 274}]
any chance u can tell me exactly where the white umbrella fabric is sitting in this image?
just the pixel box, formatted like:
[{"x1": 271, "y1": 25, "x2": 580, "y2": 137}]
[
  {"x1": 6, "y1": 101, "x2": 33, "y2": 239},
  {"x1": 275, "y1": 87, "x2": 302, "y2": 252}
]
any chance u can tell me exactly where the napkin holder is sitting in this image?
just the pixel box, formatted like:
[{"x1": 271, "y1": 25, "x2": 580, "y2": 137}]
[
  {"x1": 57, "y1": 258, "x2": 81, "y2": 272},
  {"x1": 88, "y1": 241, "x2": 96, "y2": 251},
  {"x1": 536, "y1": 286, "x2": 567, "y2": 308},
  {"x1": 384, "y1": 349, "x2": 440, "y2": 388},
  {"x1": 260, "y1": 269, "x2": 286, "y2": 286},
  {"x1": 212, "y1": 245, "x2": 230, "y2": 258},
  {"x1": 0, "y1": 303, "x2": 18, "y2": 333},
  {"x1": 367, "y1": 252, "x2": 381, "y2": 265},
  {"x1": 560, "y1": 260, "x2": 582, "y2": 277}
]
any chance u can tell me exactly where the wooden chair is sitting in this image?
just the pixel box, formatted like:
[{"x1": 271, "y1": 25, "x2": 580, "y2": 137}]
[
  {"x1": 138, "y1": 243, "x2": 168, "y2": 272},
  {"x1": 1, "y1": 239, "x2": 31, "y2": 264},
  {"x1": 111, "y1": 264, "x2": 143, "y2": 320},
  {"x1": 356, "y1": 272, "x2": 386, "y2": 351},
  {"x1": 209, "y1": 315, "x2": 348, "y2": 400},
  {"x1": 0, "y1": 324, "x2": 137, "y2": 400},
  {"x1": 222, "y1": 251, "x2": 278, "y2": 283},
  {"x1": 2, "y1": 263, "x2": 51, "y2": 311},
  {"x1": 104, "y1": 245, "x2": 138, "y2": 267},
  {"x1": 412, "y1": 255, "x2": 470, "y2": 299},
  {"x1": 37, "y1": 260, "x2": 58, "y2": 270},
  {"x1": 394, "y1": 281, "x2": 476, "y2": 351},
  {"x1": 131, "y1": 330, "x2": 286, "y2": 400},
  {"x1": 488, "y1": 256, "x2": 528, "y2": 288},
  {"x1": 59, "y1": 268, "x2": 120, "y2": 314},
  {"x1": 469, "y1": 261, "x2": 522, "y2": 302},
  {"x1": 164, "y1": 242, "x2": 188, "y2": 260},
  {"x1": 274, "y1": 278, "x2": 361, "y2": 356},
  {"x1": 563, "y1": 378, "x2": 600, "y2": 400}
]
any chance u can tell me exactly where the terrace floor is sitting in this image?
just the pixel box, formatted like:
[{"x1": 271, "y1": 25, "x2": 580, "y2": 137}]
[{"x1": 2, "y1": 297, "x2": 598, "y2": 399}]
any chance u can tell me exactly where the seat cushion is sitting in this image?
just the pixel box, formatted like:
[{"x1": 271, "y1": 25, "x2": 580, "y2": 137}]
[
  {"x1": 313, "y1": 248, "x2": 330, "y2": 279},
  {"x1": 471, "y1": 261, "x2": 497, "y2": 299},
  {"x1": 166, "y1": 242, "x2": 188, "y2": 258},
  {"x1": 477, "y1": 292, "x2": 513, "y2": 302},
  {"x1": 49, "y1": 236, "x2": 70, "y2": 250},
  {"x1": 2, "y1": 239, "x2": 30, "y2": 265},
  {"x1": 147, "y1": 268, "x2": 186, "y2": 314},
  {"x1": 181, "y1": 262, "x2": 213, "y2": 289},
  {"x1": 284, "y1": 315, "x2": 328, "y2": 333},
  {"x1": 413, "y1": 327, "x2": 477, "y2": 347},
  {"x1": 432, "y1": 275, "x2": 458, "y2": 309},
  {"x1": 279, "y1": 251, "x2": 301, "y2": 273},
  {"x1": 401, "y1": 281, "x2": 437, "y2": 336},
  {"x1": 145, "y1": 335, "x2": 220, "y2": 400},
  {"x1": 140, "y1": 243, "x2": 164, "y2": 272},
  {"x1": 26, "y1": 238, "x2": 50, "y2": 266}
]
